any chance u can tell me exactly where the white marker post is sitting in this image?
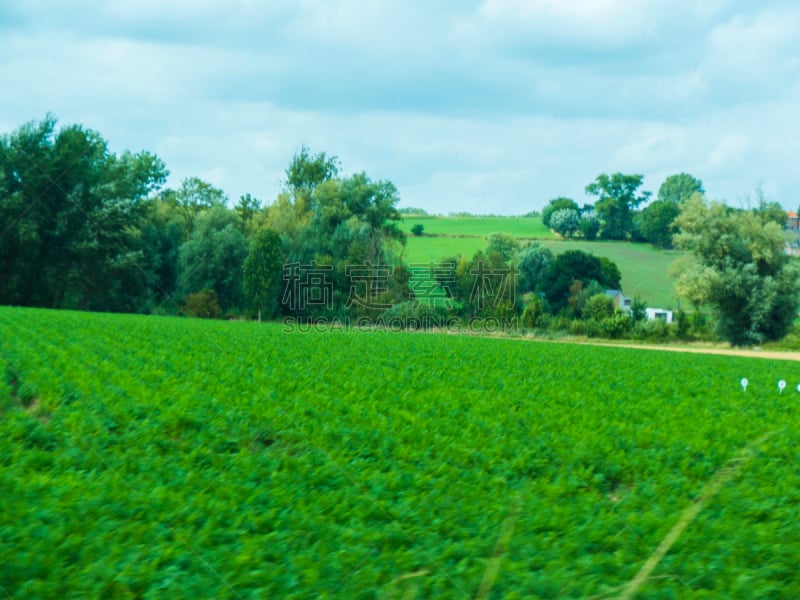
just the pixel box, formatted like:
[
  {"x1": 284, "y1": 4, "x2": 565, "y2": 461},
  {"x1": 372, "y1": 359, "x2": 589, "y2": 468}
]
[
  {"x1": 778, "y1": 380, "x2": 787, "y2": 394},
  {"x1": 741, "y1": 378, "x2": 748, "y2": 392}
]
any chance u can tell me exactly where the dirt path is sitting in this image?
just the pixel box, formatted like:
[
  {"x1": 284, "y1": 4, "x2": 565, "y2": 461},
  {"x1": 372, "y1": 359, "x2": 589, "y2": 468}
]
[{"x1": 555, "y1": 340, "x2": 800, "y2": 362}]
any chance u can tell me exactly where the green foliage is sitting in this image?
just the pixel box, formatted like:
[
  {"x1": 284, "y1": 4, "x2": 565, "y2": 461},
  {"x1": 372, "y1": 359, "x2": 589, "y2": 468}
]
[
  {"x1": 243, "y1": 228, "x2": 284, "y2": 321},
  {"x1": 410, "y1": 223, "x2": 425, "y2": 236},
  {"x1": 541, "y1": 197, "x2": 579, "y2": 228},
  {"x1": 4, "y1": 307, "x2": 800, "y2": 597},
  {"x1": 177, "y1": 207, "x2": 249, "y2": 312},
  {"x1": 543, "y1": 250, "x2": 621, "y2": 313},
  {"x1": 579, "y1": 211, "x2": 600, "y2": 240},
  {"x1": 486, "y1": 232, "x2": 520, "y2": 262},
  {"x1": 521, "y1": 296, "x2": 544, "y2": 328},
  {"x1": 586, "y1": 173, "x2": 651, "y2": 240},
  {"x1": 672, "y1": 195, "x2": 800, "y2": 345},
  {"x1": 285, "y1": 145, "x2": 340, "y2": 196},
  {"x1": 549, "y1": 208, "x2": 581, "y2": 237},
  {"x1": 180, "y1": 289, "x2": 221, "y2": 318},
  {"x1": 0, "y1": 116, "x2": 168, "y2": 311},
  {"x1": 516, "y1": 243, "x2": 554, "y2": 294},
  {"x1": 639, "y1": 199, "x2": 681, "y2": 248},
  {"x1": 584, "y1": 293, "x2": 615, "y2": 322},
  {"x1": 657, "y1": 173, "x2": 704, "y2": 204}
]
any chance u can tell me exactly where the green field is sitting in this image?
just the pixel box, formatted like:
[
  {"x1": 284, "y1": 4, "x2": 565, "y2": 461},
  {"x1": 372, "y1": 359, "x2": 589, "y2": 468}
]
[
  {"x1": 400, "y1": 216, "x2": 556, "y2": 239},
  {"x1": 540, "y1": 241, "x2": 681, "y2": 309},
  {"x1": 401, "y1": 217, "x2": 681, "y2": 308},
  {"x1": 2, "y1": 307, "x2": 799, "y2": 598}
]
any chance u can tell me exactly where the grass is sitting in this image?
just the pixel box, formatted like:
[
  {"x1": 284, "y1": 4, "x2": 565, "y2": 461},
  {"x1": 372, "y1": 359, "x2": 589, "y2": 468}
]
[
  {"x1": 400, "y1": 216, "x2": 556, "y2": 239},
  {"x1": 539, "y1": 240, "x2": 682, "y2": 309},
  {"x1": 401, "y1": 216, "x2": 683, "y2": 308}
]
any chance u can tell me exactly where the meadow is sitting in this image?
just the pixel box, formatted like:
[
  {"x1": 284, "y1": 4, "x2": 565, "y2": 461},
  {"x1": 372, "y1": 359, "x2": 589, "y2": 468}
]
[
  {"x1": 2, "y1": 307, "x2": 799, "y2": 598},
  {"x1": 401, "y1": 217, "x2": 681, "y2": 308},
  {"x1": 399, "y1": 216, "x2": 556, "y2": 240}
]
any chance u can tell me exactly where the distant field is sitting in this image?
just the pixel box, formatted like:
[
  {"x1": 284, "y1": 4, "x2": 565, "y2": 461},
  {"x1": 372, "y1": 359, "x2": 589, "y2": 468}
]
[
  {"x1": 540, "y1": 241, "x2": 682, "y2": 309},
  {"x1": 401, "y1": 217, "x2": 682, "y2": 308},
  {"x1": 400, "y1": 216, "x2": 555, "y2": 239}
]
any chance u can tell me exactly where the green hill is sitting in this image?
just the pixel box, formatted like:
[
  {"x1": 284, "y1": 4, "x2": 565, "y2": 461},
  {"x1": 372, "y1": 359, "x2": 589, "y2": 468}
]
[{"x1": 401, "y1": 216, "x2": 682, "y2": 309}]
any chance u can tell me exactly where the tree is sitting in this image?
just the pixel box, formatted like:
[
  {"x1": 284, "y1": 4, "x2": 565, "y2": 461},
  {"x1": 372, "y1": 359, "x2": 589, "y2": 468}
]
[
  {"x1": 177, "y1": 206, "x2": 249, "y2": 313},
  {"x1": 517, "y1": 243, "x2": 553, "y2": 294},
  {"x1": 286, "y1": 145, "x2": 340, "y2": 197},
  {"x1": 584, "y1": 293, "x2": 615, "y2": 322},
  {"x1": 0, "y1": 116, "x2": 168, "y2": 311},
  {"x1": 671, "y1": 194, "x2": 800, "y2": 345},
  {"x1": 541, "y1": 197, "x2": 579, "y2": 228},
  {"x1": 410, "y1": 223, "x2": 424, "y2": 236},
  {"x1": 639, "y1": 200, "x2": 681, "y2": 248},
  {"x1": 235, "y1": 193, "x2": 261, "y2": 235},
  {"x1": 549, "y1": 208, "x2": 580, "y2": 238},
  {"x1": 542, "y1": 250, "x2": 621, "y2": 313},
  {"x1": 657, "y1": 173, "x2": 704, "y2": 205},
  {"x1": 173, "y1": 176, "x2": 227, "y2": 238},
  {"x1": 243, "y1": 228, "x2": 284, "y2": 322},
  {"x1": 579, "y1": 211, "x2": 600, "y2": 240},
  {"x1": 487, "y1": 232, "x2": 520, "y2": 262},
  {"x1": 585, "y1": 173, "x2": 651, "y2": 240}
]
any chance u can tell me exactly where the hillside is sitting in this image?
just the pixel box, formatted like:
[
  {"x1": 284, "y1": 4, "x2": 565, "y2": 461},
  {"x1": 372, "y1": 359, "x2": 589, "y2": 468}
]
[{"x1": 401, "y1": 216, "x2": 682, "y2": 308}]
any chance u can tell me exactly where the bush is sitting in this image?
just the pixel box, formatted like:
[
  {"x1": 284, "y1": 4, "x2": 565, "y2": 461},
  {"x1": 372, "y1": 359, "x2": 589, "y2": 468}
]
[
  {"x1": 521, "y1": 297, "x2": 545, "y2": 329},
  {"x1": 410, "y1": 224, "x2": 425, "y2": 236},
  {"x1": 181, "y1": 290, "x2": 221, "y2": 319},
  {"x1": 584, "y1": 293, "x2": 615, "y2": 322},
  {"x1": 600, "y1": 313, "x2": 631, "y2": 339}
]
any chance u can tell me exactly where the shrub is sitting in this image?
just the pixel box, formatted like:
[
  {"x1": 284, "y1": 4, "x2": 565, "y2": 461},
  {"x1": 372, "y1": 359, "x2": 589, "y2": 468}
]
[{"x1": 181, "y1": 290, "x2": 222, "y2": 319}]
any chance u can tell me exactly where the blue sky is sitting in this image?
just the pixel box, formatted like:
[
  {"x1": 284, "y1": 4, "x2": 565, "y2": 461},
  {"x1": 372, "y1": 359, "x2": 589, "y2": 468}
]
[{"x1": 1, "y1": 0, "x2": 799, "y2": 214}]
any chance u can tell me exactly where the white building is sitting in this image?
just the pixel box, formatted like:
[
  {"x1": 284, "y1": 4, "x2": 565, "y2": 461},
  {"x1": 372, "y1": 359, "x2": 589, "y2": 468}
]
[{"x1": 645, "y1": 308, "x2": 673, "y2": 323}]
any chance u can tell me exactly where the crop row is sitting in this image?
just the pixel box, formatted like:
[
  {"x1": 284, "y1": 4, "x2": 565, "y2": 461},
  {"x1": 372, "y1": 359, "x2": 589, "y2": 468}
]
[{"x1": 1, "y1": 306, "x2": 798, "y2": 598}]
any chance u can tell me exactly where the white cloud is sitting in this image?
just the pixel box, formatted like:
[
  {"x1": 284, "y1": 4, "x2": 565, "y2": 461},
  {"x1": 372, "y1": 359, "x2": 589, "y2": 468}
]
[{"x1": 0, "y1": 0, "x2": 798, "y2": 214}]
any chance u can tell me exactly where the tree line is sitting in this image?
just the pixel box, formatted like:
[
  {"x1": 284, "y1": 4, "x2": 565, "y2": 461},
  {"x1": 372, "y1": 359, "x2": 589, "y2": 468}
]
[{"x1": 1, "y1": 116, "x2": 797, "y2": 346}]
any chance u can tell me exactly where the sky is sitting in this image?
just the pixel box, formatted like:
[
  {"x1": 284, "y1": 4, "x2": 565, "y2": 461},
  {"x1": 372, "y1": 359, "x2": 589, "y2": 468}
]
[{"x1": 1, "y1": 0, "x2": 799, "y2": 215}]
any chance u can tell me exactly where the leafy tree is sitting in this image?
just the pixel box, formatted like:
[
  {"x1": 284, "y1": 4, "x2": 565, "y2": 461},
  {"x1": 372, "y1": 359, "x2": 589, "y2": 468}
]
[
  {"x1": 672, "y1": 195, "x2": 800, "y2": 345},
  {"x1": 171, "y1": 177, "x2": 227, "y2": 239},
  {"x1": 541, "y1": 197, "x2": 579, "y2": 228},
  {"x1": 410, "y1": 223, "x2": 425, "y2": 236},
  {"x1": 177, "y1": 207, "x2": 249, "y2": 313},
  {"x1": 579, "y1": 211, "x2": 600, "y2": 240},
  {"x1": 542, "y1": 250, "x2": 621, "y2": 313},
  {"x1": 517, "y1": 243, "x2": 553, "y2": 294},
  {"x1": 487, "y1": 232, "x2": 520, "y2": 262},
  {"x1": 630, "y1": 296, "x2": 647, "y2": 323},
  {"x1": 639, "y1": 200, "x2": 681, "y2": 248},
  {"x1": 598, "y1": 257, "x2": 622, "y2": 290},
  {"x1": 585, "y1": 173, "x2": 651, "y2": 240},
  {"x1": 235, "y1": 193, "x2": 261, "y2": 235},
  {"x1": 0, "y1": 116, "x2": 168, "y2": 310},
  {"x1": 243, "y1": 228, "x2": 284, "y2": 322},
  {"x1": 584, "y1": 293, "x2": 615, "y2": 322},
  {"x1": 286, "y1": 145, "x2": 340, "y2": 197},
  {"x1": 549, "y1": 208, "x2": 581, "y2": 238},
  {"x1": 657, "y1": 173, "x2": 704, "y2": 204}
]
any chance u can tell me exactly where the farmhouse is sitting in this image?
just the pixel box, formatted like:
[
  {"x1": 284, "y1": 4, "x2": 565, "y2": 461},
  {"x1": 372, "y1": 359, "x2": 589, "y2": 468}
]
[{"x1": 604, "y1": 289, "x2": 632, "y2": 312}]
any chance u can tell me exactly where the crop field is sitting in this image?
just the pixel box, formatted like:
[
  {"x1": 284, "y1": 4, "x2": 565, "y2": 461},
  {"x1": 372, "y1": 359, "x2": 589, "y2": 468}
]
[{"x1": 2, "y1": 307, "x2": 799, "y2": 598}]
